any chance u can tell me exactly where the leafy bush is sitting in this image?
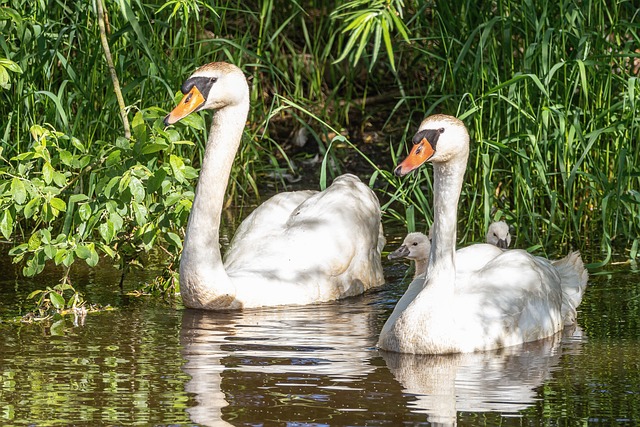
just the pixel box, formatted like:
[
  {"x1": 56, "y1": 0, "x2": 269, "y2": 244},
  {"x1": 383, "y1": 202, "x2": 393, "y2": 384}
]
[{"x1": 3, "y1": 110, "x2": 197, "y2": 287}]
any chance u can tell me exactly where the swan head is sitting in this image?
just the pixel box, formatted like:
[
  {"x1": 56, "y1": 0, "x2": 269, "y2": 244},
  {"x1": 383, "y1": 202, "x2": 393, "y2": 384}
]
[
  {"x1": 485, "y1": 221, "x2": 511, "y2": 249},
  {"x1": 164, "y1": 62, "x2": 249, "y2": 126},
  {"x1": 388, "y1": 232, "x2": 431, "y2": 261},
  {"x1": 394, "y1": 114, "x2": 469, "y2": 176}
]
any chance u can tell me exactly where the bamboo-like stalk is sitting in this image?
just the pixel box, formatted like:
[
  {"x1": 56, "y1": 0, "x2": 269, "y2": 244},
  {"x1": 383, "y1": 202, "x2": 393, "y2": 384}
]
[{"x1": 95, "y1": 0, "x2": 130, "y2": 139}]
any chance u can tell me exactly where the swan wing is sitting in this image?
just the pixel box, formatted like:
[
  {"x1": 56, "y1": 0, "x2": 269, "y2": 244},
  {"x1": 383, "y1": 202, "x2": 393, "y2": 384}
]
[
  {"x1": 455, "y1": 249, "x2": 564, "y2": 349},
  {"x1": 224, "y1": 174, "x2": 384, "y2": 298}
]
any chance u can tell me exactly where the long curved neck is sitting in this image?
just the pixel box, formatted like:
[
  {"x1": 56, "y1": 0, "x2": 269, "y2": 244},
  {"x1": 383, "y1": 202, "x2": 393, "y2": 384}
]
[
  {"x1": 424, "y1": 156, "x2": 468, "y2": 294},
  {"x1": 179, "y1": 99, "x2": 249, "y2": 307}
]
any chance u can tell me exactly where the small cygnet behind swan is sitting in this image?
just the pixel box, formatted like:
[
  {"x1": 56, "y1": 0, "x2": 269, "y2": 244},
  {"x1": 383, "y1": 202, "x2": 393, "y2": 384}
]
[
  {"x1": 485, "y1": 220, "x2": 511, "y2": 249},
  {"x1": 389, "y1": 221, "x2": 511, "y2": 279}
]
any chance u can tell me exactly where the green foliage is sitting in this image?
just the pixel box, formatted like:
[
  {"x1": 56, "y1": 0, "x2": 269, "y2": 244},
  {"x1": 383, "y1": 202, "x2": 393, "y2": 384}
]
[
  {"x1": 2, "y1": 111, "x2": 196, "y2": 283},
  {"x1": 1, "y1": 0, "x2": 639, "y2": 312},
  {"x1": 26, "y1": 282, "x2": 84, "y2": 320},
  {"x1": 383, "y1": 0, "x2": 640, "y2": 263},
  {"x1": 331, "y1": 0, "x2": 410, "y2": 71}
]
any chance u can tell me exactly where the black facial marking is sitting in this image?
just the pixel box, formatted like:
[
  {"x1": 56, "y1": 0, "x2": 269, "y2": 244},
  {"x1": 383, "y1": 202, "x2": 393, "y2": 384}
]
[
  {"x1": 412, "y1": 128, "x2": 443, "y2": 149},
  {"x1": 181, "y1": 76, "x2": 218, "y2": 101}
]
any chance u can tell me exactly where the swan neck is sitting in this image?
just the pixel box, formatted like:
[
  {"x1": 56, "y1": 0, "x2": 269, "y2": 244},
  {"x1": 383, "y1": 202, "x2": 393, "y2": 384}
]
[
  {"x1": 180, "y1": 99, "x2": 249, "y2": 300},
  {"x1": 427, "y1": 156, "x2": 468, "y2": 283}
]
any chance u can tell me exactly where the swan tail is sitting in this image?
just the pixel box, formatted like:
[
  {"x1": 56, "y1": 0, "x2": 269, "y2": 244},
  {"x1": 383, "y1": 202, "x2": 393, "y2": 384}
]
[{"x1": 552, "y1": 251, "x2": 589, "y2": 326}]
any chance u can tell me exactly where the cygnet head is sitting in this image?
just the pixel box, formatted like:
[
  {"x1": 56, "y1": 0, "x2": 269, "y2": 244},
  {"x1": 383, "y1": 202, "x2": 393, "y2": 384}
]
[
  {"x1": 394, "y1": 114, "x2": 470, "y2": 176},
  {"x1": 164, "y1": 62, "x2": 249, "y2": 126},
  {"x1": 388, "y1": 232, "x2": 431, "y2": 262},
  {"x1": 486, "y1": 221, "x2": 511, "y2": 249}
]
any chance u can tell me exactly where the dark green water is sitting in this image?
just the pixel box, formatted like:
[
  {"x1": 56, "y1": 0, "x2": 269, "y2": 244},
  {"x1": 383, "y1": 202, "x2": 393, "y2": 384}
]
[{"x1": 0, "y1": 251, "x2": 639, "y2": 426}]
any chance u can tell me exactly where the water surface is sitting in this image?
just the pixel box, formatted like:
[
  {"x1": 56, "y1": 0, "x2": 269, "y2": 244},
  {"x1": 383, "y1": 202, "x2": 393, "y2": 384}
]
[{"x1": 1, "y1": 255, "x2": 639, "y2": 425}]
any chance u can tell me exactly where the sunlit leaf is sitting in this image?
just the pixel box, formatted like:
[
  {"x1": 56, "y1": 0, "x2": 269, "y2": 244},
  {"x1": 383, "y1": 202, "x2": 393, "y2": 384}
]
[
  {"x1": 11, "y1": 177, "x2": 26, "y2": 204},
  {"x1": 42, "y1": 162, "x2": 54, "y2": 184},
  {"x1": 129, "y1": 177, "x2": 145, "y2": 202},
  {"x1": 75, "y1": 244, "x2": 91, "y2": 259},
  {"x1": 49, "y1": 292, "x2": 65, "y2": 310},
  {"x1": 49, "y1": 197, "x2": 66, "y2": 212},
  {"x1": 0, "y1": 209, "x2": 14, "y2": 240}
]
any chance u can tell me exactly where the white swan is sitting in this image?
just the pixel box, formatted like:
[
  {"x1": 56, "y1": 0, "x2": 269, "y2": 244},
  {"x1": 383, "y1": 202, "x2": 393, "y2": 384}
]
[
  {"x1": 388, "y1": 221, "x2": 510, "y2": 279},
  {"x1": 378, "y1": 114, "x2": 588, "y2": 354},
  {"x1": 164, "y1": 62, "x2": 385, "y2": 310}
]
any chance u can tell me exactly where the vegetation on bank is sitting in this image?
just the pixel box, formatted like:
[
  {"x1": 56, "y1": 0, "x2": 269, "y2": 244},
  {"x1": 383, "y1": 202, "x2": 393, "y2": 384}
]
[{"x1": 0, "y1": 0, "x2": 638, "y2": 314}]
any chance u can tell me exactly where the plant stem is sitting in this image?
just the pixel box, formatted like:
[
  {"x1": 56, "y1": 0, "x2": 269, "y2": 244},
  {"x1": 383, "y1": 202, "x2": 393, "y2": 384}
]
[{"x1": 95, "y1": 0, "x2": 131, "y2": 139}]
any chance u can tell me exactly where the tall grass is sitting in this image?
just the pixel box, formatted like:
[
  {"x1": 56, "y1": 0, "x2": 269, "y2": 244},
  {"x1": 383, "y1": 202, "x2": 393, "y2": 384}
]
[
  {"x1": 0, "y1": 0, "x2": 638, "y2": 294},
  {"x1": 384, "y1": 0, "x2": 640, "y2": 265}
]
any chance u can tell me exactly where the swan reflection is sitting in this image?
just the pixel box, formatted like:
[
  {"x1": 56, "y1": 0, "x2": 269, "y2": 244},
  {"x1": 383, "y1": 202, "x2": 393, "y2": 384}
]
[
  {"x1": 179, "y1": 300, "x2": 378, "y2": 426},
  {"x1": 381, "y1": 325, "x2": 585, "y2": 426}
]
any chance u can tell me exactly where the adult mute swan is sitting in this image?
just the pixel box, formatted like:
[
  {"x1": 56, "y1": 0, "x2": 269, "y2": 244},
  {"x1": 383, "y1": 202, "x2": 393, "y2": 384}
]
[
  {"x1": 378, "y1": 114, "x2": 588, "y2": 354},
  {"x1": 388, "y1": 221, "x2": 510, "y2": 279},
  {"x1": 164, "y1": 62, "x2": 385, "y2": 310}
]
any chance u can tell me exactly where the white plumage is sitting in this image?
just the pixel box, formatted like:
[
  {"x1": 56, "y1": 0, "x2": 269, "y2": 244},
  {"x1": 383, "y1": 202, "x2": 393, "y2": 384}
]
[
  {"x1": 378, "y1": 114, "x2": 588, "y2": 354},
  {"x1": 165, "y1": 62, "x2": 385, "y2": 310}
]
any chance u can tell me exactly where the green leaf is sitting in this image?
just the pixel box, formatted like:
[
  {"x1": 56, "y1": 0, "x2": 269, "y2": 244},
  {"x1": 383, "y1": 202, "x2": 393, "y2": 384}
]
[
  {"x1": 165, "y1": 231, "x2": 183, "y2": 249},
  {"x1": 42, "y1": 162, "x2": 54, "y2": 184},
  {"x1": 28, "y1": 232, "x2": 41, "y2": 250},
  {"x1": 99, "y1": 221, "x2": 115, "y2": 244},
  {"x1": 132, "y1": 203, "x2": 148, "y2": 226},
  {"x1": 169, "y1": 154, "x2": 186, "y2": 183},
  {"x1": 53, "y1": 171, "x2": 67, "y2": 187},
  {"x1": 24, "y1": 198, "x2": 40, "y2": 219},
  {"x1": 59, "y1": 150, "x2": 74, "y2": 166},
  {"x1": 87, "y1": 246, "x2": 99, "y2": 267},
  {"x1": 140, "y1": 142, "x2": 169, "y2": 154},
  {"x1": 49, "y1": 197, "x2": 67, "y2": 212},
  {"x1": 104, "y1": 176, "x2": 119, "y2": 198},
  {"x1": 0, "y1": 209, "x2": 14, "y2": 240},
  {"x1": 11, "y1": 177, "x2": 26, "y2": 204},
  {"x1": 54, "y1": 248, "x2": 68, "y2": 265},
  {"x1": 43, "y1": 244, "x2": 57, "y2": 259},
  {"x1": 49, "y1": 292, "x2": 65, "y2": 310},
  {"x1": 147, "y1": 168, "x2": 167, "y2": 194},
  {"x1": 78, "y1": 204, "x2": 91, "y2": 221},
  {"x1": 69, "y1": 194, "x2": 90, "y2": 204},
  {"x1": 27, "y1": 289, "x2": 44, "y2": 299},
  {"x1": 75, "y1": 244, "x2": 92, "y2": 259},
  {"x1": 61, "y1": 251, "x2": 74, "y2": 267},
  {"x1": 106, "y1": 150, "x2": 122, "y2": 167},
  {"x1": 8, "y1": 243, "x2": 28, "y2": 256},
  {"x1": 129, "y1": 177, "x2": 145, "y2": 202}
]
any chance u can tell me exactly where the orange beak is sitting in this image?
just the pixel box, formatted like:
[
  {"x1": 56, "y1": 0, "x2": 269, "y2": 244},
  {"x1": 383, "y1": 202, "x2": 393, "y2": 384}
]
[
  {"x1": 164, "y1": 86, "x2": 206, "y2": 126},
  {"x1": 394, "y1": 137, "x2": 436, "y2": 176}
]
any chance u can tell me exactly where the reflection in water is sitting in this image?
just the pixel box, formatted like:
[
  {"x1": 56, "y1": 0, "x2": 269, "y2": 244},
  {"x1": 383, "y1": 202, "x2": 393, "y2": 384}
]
[
  {"x1": 381, "y1": 325, "x2": 585, "y2": 426},
  {"x1": 179, "y1": 295, "x2": 586, "y2": 426},
  {"x1": 180, "y1": 301, "x2": 378, "y2": 426}
]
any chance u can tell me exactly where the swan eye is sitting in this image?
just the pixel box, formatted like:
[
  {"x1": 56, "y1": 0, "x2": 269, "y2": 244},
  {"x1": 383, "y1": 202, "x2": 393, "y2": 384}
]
[
  {"x1": 210, "y1": 77, "x2": 218, "y2": 83},
  {"x1": 412, "y1": 242, "x2": 418, "y2": 246},
  {"x1": 438, "y1": 127, "x2": 445, "y2": 133}
]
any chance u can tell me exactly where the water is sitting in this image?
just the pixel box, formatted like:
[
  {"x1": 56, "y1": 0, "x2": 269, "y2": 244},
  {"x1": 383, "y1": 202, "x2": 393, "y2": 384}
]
[{"x1": 1, "y1": 254, "x2": 639, "y2": 425}]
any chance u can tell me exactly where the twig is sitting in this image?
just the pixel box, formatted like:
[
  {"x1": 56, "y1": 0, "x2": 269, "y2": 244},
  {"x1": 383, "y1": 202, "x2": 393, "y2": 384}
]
[{"x1": 95, "y1": 0, "x2": 131, "y2": 139}]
